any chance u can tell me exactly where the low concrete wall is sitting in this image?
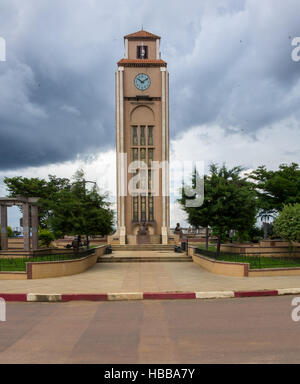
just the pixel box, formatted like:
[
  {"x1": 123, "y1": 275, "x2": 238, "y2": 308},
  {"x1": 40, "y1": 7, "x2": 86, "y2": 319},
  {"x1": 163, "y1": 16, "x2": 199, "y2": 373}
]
[
  {"x1": 54, "y1": 238, "x2": 107, "y2": 248},
  {"x1": 8, "y1": 238, "x2": 30, "y2": 249},
  {"x1": 192, "y1": 252, "x2": 248, "y2": 277},
  {"x1": 249, "y1": 268, "x2": 300, "y2": 277},
  {"x1": 0, "y1": 247, "x2": 77, "y2": 259},
  {"x1": 27, "y1": 246, "x2": 107, "y2": 279},
  {"x1": 0, "y1": 272, "x2": 27, "y2": 280},
  {"x1": 190, "y1": 246, "x2": 300, "y2": 278},
  {"x1": 169, "y1": 234, "x2": 180, "y2": 245},
  {"x1": 94, "y1": 245, "x2": 107, "y2": 259},
  {"x1": 0, "y1": 246, "x2": 107, "y2": 280},
  {"x1": 221, "y1": 240, "x2": 300, "y2": 257}
]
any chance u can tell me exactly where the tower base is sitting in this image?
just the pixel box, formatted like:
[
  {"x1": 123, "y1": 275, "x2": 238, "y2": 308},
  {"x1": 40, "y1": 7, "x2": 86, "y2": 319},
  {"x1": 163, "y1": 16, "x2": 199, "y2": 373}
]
[{"x1": 108, "y1": 231, "x2": 179, "y2": 246}]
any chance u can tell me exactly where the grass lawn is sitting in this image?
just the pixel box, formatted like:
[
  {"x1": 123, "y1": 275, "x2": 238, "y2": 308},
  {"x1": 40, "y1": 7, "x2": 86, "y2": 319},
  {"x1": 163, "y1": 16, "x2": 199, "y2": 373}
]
[
  {"x1": 217, "y1": 254, "x2": 300, "y2": 270},
  {"x1": 0, "y1": 254, "x2": 86, "y2": 272},
  {"x1": 197, "y1": 244, "x2": 218, "y2": 252}
]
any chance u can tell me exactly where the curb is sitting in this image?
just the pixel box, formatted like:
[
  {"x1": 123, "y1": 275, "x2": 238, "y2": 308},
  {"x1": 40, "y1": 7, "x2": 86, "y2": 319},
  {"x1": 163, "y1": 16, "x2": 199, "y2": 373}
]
[
  {"x1": 62, "y1": 294, "x2": 108, "y2": 302},
  {"x1": 144, "y1": 292, "x2": 196, "y2": 300},
  {"x1": 0, "y1": 294, "x2": 27, "y2": 302},
  {"x1": 234, "y1": 290, "x2": 278, "y2": 298},
  {"x1": 1, "y1": 289, "x2": 300, "y2": 302}
]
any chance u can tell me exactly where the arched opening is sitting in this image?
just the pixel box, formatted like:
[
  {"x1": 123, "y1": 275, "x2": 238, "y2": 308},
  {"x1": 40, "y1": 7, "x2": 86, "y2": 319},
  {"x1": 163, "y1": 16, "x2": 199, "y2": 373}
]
[{"x1": 130, "y1": 105, "x2": 155, "y2": 123}]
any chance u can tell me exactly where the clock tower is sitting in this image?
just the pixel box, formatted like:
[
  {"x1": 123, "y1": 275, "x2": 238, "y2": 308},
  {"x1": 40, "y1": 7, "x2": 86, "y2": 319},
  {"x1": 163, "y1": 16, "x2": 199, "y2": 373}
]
[{"x1": 113, "y1": 30, "x2": 170, "y2": 245}]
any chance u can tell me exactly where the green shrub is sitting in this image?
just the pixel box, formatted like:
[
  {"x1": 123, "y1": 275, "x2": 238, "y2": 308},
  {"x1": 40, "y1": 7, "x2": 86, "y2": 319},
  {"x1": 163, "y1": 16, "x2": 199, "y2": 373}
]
[
  {"x1": 7, "y1": 226, "x2": 13, "y2": 238},
  {"x1": 274, "y1": 204, "x2": 300, "y2": 243},
  {"x1": 38, "y1": 229, "x2": 55, "y2": 248}
]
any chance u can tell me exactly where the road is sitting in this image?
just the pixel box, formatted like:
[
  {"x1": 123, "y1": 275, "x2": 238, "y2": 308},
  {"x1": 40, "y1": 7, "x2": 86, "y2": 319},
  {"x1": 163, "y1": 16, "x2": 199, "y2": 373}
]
[{"x1": 1, "y1": 296, "x2": 300, "y2": 364}]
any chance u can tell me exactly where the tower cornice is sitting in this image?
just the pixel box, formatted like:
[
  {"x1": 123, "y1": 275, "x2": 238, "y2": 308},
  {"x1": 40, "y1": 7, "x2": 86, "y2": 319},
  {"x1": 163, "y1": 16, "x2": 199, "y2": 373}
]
[
  {"x1": 124, "y1": 30, "x2": 161, "y2": 40},
  {"x1": 117, "y1": 59, "x2": 167, "y2": 68}
]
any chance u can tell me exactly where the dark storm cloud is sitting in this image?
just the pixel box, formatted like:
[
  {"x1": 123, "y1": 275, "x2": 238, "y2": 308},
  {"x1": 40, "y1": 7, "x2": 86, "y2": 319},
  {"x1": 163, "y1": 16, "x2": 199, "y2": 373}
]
[{"x1": 0, "y1": 0, "x2": 300, "y2": 171}]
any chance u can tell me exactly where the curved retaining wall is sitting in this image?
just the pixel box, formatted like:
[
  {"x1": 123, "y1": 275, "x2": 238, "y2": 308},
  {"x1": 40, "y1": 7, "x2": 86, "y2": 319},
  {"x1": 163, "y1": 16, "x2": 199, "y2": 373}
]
[
  {"x1": 0, "y1": 245, "x2": 107, "y2": 280},
  {"x1": 0, "y1": 272, "x2": 27, "y2": 280},
  {"x1": 190, "y1": 246, "x2": 300, "y2": 278},
  {"x1": 192, "y1": 252, "x2": 248, "y2": 277},
  {"x1": 248, "y1": 268, "x2": 300, "y2": 277}
]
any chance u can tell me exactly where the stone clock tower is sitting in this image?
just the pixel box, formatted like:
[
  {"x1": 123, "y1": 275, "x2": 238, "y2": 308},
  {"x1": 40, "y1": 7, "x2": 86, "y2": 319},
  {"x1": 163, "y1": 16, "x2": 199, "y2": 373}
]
[{"x1": 113, "y1": 30, "x2": 170, "y2": 245}]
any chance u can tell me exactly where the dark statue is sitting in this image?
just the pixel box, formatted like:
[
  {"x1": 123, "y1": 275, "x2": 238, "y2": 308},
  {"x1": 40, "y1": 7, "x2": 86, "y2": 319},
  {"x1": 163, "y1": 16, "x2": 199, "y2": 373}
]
[
  {"x1": 138, "y1": 222, "x2": 149, "y2": 236},
  {"x1": 174, "y1": 223, "x2": 183, "y2": 237}
]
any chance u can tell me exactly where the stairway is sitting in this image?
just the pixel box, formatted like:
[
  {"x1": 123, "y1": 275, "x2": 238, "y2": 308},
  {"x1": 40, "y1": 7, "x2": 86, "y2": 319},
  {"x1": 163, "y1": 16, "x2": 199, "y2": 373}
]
[
  {"x1": 99, "y1": 247, "x2": 192, "y2": 263},
  {"x1": 0, "y1": 249, "x2": 32, "y2": 258},
  {"x1": 111, "y1": 244, "x2": 175, "y2": 252}
]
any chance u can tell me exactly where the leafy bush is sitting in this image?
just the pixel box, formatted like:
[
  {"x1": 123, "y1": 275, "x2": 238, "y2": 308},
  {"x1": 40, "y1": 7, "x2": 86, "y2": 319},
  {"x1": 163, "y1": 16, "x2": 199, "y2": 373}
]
[
  {"x1": 7, "y1": 226, "x2": 13, "y2": 238},
  {"x1": 274, "y1": 204, "x2": 300, "y2": 243},
  {"x1": 38, "y1": 229, "x2": 55, "y2": 248}
]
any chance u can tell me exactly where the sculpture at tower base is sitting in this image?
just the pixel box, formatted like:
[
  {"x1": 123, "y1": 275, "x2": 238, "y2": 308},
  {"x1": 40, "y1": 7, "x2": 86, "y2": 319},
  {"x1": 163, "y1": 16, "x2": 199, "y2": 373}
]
[
  {"x1": 138, "y1": 222, "x2": 149, "y2": 236},
  {"x1": 137, "y1": 222, "x2": 150, "y2": 245}
]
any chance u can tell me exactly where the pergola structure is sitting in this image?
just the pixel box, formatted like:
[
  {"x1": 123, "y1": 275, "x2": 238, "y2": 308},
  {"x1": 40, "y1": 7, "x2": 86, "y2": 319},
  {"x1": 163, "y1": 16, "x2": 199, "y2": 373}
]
[{"x1": 0, "y1": 197, "x2": 39, "y2": 252}]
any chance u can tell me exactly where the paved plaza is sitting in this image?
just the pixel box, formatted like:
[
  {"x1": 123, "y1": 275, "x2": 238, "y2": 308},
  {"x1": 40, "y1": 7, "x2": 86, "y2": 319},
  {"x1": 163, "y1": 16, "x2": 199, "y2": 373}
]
[
  {"x1": 1, "y1": 296, "x2": 300, "y2": 364},
  {"x1": 2, "y1": 256, "x2": 300, "y2": 294}
]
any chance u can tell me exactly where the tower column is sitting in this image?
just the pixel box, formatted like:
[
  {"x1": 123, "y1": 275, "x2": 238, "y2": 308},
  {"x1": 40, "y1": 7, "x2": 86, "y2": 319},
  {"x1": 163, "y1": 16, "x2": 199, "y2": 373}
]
[
  {"x1": 0, "y1": 205, "x2": 8, "y2": 251},
  {"x1": 118, "y1": 66, "x2": 126, "y2": 245},
  {"x1": 161, "y1": 67, "x2": 169, "y2": 245},
  {"x1": 116, "y1": 70, "x2": 121, "y2": 233},
  {"x1": 166, "y1": 71, "x2": 170, "y2": 230}
]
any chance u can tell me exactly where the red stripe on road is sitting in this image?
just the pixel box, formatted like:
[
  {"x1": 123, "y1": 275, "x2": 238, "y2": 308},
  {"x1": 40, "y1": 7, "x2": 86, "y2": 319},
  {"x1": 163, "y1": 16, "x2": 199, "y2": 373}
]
[
  {"x1": 0, "y1": 294, "x2": 27, "y2": 302},
  {"x1": 234, "y1": 290, "x2": 278, "y2": 298},
  {"x1": 144, "y1": 292, "x2": 196, "y2": 300},
  {"x1": 61, "y1": 294, "x2": 108, "y2": 302}
]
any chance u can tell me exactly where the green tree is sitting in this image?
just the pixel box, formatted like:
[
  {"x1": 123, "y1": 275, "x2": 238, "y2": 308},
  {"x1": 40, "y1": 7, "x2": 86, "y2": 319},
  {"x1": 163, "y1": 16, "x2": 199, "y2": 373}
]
[
  {"x1": 274, "y1": 204, "x2": 300, "y2": 243},
  {"x1": 181, "y1": 164, "x2": 257, "y2": 256},
  {"x1": 47, "y1": 171, "x2": 114, "y2": 246},
  {"x1": 179, "y1": 169, "x2": 211, "y2": 250},
  {"x1": 4, "y1": 175, "x2": 70, "y2": 228},
  {"x1": 233, "y1": 225, "x2": 263, "y2": 243},
  {"x1": 4, "y1": 171, "x2": 114, "y2": 245},
  {"x1": 249, "y1": 163, "x2": 300, "y2": 218}
]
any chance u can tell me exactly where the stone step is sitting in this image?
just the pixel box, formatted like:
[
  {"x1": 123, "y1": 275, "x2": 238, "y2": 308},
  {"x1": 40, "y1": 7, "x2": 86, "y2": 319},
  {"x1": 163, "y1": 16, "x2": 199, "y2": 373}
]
[
  {"x1": 111, "y1": 245, "x2": 176, "y2": 252},
  {"x1": 98, "y1": 256, "x2": 192, "y2": 263},
  {"x1": 0, "y1": 251, "x2": 32, "y2": 258}
]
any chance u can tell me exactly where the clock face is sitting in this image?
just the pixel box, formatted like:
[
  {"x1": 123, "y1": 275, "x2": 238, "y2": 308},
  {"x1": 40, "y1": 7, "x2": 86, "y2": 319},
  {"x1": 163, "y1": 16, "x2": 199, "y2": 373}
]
[{"x1": 134, "y1": 73, "x2": 151, "y2": 91}]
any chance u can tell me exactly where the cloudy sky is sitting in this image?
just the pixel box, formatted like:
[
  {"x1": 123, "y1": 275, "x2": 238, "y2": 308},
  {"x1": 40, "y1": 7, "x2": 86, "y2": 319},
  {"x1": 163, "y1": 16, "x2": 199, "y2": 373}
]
[{"x1": 0, "y1": 0, "x2": 300, "y2": 227}]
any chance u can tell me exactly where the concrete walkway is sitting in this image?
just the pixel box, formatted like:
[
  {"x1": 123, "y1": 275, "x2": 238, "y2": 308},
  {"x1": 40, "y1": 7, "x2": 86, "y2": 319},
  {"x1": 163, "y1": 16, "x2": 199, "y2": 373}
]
[{"x1": 1, "y1": 261, "x2": 300, "y2": 294}]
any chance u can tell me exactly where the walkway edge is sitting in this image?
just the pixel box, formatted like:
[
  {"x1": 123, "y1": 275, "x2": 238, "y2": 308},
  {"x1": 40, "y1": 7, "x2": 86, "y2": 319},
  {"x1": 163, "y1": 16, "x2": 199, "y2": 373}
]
[{"x1": 1, "y1": 289, "x2": 300, "y2": 302}]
